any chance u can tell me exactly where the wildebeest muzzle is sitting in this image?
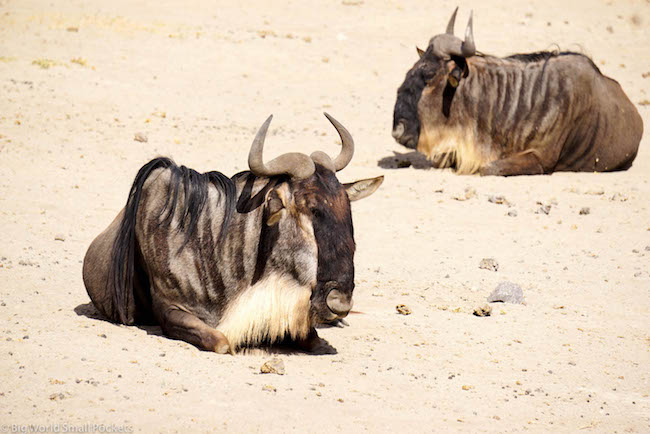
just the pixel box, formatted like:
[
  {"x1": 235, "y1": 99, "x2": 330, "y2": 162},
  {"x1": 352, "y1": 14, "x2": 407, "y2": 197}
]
[{"x1": 317, "y1": 281, "x2": 353, "y2": 320}]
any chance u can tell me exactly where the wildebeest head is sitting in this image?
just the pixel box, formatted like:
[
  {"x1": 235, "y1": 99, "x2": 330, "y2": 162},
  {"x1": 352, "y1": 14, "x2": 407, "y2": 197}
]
[
  {"x1": 248, "y1": 114, "x2": 383, "y2": 326},
  {"x1": 392, "y1": 7, "x2": 475, "y2": 149}
]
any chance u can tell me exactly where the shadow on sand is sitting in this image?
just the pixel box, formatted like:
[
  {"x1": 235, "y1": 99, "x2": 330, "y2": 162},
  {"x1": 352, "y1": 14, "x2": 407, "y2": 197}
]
[
  {"x1": 74, "y1": 302, "x2": 337, "y2": 355},
  {"x1": 377, "y1": 151, "x2": 435, "y2": 170}
]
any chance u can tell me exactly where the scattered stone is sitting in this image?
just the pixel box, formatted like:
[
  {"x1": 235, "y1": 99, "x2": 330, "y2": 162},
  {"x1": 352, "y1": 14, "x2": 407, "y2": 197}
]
[
  {"x1": 54, "y1": 234, "x2": 65, "y2": 241},
  {"x1": 579, "y1": 207, "x2": 590, "y2": 215},
  {"x1": 262, "y1": 385, "x2": 277, "y2": 393},
  {"x1": 134, "y1": 132, "x2": 148, "y2": 143},
  {"x1": 487, "y1": 282, "x2": 525, "y2": 304},
  {"x1": 585, "y1": 189, "x2": 604, "y2": 196},
  {"x1": 479, "y1": 258, "x2": 499, "y2": 272},
  {"x1": 645, "y1": 246, "x2": 650, "y2": 252},
  {"x1": 396, "y1": 304, "x2": 412, "y2": 315},
  {"x1": 488, "y1": 195, "x2": 509, "y2": 205},
  {"x1": 507, "y1": 209, "x2": 518, "y2": 217},
  {"x1": 260, "y1": 358, "x2": 285, "y2": 375},
  {"x1": 473, "y1": 305, "x2": 492, "y2": 317},
  {"x1": 49, "y1": 393, "x2": 66, "y2": 401},
  {"x1": 535, "y1": 204, "x2": 551, "y2": 215},
  {"x1": 609, "y1": 192, "x2": 628, "y2": 202},
  {"x1": 453, "y1": 187, "x2": 476, "y2": 201}
]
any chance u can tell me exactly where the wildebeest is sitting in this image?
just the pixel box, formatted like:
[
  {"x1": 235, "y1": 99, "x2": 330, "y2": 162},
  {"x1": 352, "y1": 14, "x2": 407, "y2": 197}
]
[
  {"x1": 392, "y1": 8, "x2": 643, "y2": 176},
  {"x1": 83, "y1": 113, "x2": 383, "y2": 354}
]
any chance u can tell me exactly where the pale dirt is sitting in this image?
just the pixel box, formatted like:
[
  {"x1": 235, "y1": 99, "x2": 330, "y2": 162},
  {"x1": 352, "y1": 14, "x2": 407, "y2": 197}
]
[{"x1": 1, "y1": 0, "x2": 649, "y2": 432}]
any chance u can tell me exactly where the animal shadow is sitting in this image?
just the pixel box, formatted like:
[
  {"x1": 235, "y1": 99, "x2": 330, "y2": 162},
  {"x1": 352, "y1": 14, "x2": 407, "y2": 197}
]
[
  {"x1": 74, "y1": 302, "x2": 336, "y2": 355},
  {"x1": 74, "y1": 302, "x2": 104, "y2": 320},
  {"x1": 74, "y1": 302, "x2": 164, "y2": 335},
  {"x1": 378, "y1": 151, "x2": 436, "y2": 170}
]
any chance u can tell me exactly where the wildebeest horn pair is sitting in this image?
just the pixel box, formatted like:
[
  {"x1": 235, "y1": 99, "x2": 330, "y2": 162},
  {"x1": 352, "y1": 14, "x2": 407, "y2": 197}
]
[
  {"x1": 248, "y1": 113, "x2": 354, "y2": 179},
  {"x1": 432, "y1": 7, "x2": 475, "y2": 59}
]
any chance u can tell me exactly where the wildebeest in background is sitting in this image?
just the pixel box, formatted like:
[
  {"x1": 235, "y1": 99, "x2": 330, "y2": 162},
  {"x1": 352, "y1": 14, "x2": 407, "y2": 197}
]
[
  {"x1": 392, "y1": 8, "x2": 643, "y2": 176},
  {"x1": 83, "y1": 114, "x2": 383, "y2": 354}
]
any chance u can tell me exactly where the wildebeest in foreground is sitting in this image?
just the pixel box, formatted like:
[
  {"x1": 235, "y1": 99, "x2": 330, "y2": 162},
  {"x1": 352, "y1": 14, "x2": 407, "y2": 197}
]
[
  {"x1": 83, "y1": 114, "x2": 383, "y2": 354},
  {"x1": 392, "y1": 8, "x2": 643, "y2": 176}
]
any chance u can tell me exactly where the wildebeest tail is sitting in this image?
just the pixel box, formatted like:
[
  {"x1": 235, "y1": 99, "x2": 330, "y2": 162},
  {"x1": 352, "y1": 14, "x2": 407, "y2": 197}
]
[{"x1": 110, "y1": 157, "x2": 174, "y2": 324}]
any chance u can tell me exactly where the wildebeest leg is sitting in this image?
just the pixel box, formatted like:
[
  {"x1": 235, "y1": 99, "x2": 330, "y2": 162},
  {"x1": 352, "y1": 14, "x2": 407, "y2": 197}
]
[
  {"x1": 480, "y1": 150, "x2": 544, "y2": 176},
  {"x1": 158, "y1": 305, "x2": 232, "y2": 354}
]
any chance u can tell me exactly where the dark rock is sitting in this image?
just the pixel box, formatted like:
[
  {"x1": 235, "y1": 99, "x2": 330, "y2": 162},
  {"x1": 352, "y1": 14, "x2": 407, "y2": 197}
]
[
  {"x1": 487, "y1": 282, "x2": 525, "y2": 304},
  {"x1": 579, "y1": 207, "x2": 590, "y2": 215}
]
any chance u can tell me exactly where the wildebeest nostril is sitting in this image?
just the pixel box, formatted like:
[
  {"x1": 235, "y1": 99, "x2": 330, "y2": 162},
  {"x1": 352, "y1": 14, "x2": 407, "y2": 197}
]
[
  {"x1": 326, "y1": 289, "x2": 352, "y2": 317},
  {"x1": 392, "y1": 122, "x2": 405, "y2": 140}
]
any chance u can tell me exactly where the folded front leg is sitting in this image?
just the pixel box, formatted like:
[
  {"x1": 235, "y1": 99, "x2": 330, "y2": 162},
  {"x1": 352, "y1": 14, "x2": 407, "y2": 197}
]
[
  {"x1": 158, "y1": 304, "x2": 231, "y2": 354},
  {"x1": 480, "y1": 150, "x2": 545, "y2": 176}
]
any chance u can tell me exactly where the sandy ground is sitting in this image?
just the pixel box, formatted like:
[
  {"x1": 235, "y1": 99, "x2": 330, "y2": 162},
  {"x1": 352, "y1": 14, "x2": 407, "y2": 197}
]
[{"x1": 1, "y1": 0, "x2": 649, "y2": 432}]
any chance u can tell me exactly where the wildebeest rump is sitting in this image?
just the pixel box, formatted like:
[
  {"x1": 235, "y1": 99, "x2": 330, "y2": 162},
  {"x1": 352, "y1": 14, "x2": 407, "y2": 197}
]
[
  {"x1": 392, "y1": 8, "x2": 643, "y2": 176},
  {"x1": 82, "y1": 114, "x2": 383, "y2": 354}
]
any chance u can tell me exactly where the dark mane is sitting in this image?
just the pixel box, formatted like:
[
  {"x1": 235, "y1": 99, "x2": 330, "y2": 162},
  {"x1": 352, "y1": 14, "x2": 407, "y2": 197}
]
[
  {"x1": 503, "y1": 50, "x2": 602, "y2": 74},
  {"x1": 109, "y1": 157, "x2": 236, "y2": 324},
  {"x1": 158, "y1": 160, "x2": 237, "y2": 248}
]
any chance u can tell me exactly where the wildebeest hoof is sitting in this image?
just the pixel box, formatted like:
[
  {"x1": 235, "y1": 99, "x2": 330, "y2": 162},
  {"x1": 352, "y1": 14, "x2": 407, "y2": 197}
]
[
  {"x1": 330, "y1": 318, "x2": 349, "y2": 328},
  {"x1": 213, "y1": 331, "x2": 232, "y2": 355},
  {"x1": 479, "y1": 164, "x2": 500, "y2": 176}
]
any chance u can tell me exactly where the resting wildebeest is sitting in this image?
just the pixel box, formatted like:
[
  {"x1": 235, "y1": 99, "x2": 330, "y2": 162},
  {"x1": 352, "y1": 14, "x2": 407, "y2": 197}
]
[
  {"x1": 392, "y1": 8, "x2": 643, "y2": 176},
  {"x1": 83, "y1": 113, "x2": 383, "y2": 354}
]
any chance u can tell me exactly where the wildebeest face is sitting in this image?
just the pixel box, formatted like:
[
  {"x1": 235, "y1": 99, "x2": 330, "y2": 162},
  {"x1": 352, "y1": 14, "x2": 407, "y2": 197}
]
[
  {"x1": 392, "y1": 8, "x2": 476, "y2": 150},
  {"x1": 393, "y1": 52, "x2": 446, "y2": 149},
  {"x1": 297, "y1": 166, "x2": 356, "y2": 323},
  {"x1": 251, "y1": 113, "x2": 383, "y2": 326},
  {"x1": 266, "y1": 165, "x2": 382, "y2": 325}
]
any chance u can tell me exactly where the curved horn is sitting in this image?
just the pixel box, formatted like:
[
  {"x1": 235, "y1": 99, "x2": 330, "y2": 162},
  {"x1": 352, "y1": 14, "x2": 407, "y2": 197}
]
[
  {"x1": 310, "y1": 150, "x2": 335, "y2": 172},
  {"x1": 248, "y1": 115, "x2": 316, "y2": 179},
  {"x1": 323, "y1": 113, "x2": 355, "y2": 172},
  {"x1": 446, "y1": 7, "x2": 458, "y2": 35},
  {"x1": 432, "y1": 10, "x2": 476, "y2": 59},
  {"x1": 461, "y1": 11, "x2": 476, "y2": 57}
]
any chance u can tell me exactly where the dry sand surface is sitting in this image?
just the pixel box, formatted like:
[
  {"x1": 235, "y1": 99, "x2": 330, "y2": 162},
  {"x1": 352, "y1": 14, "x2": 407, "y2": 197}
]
[{"x1": 1, "y1": 0, "x2": 649, "y2": 432}]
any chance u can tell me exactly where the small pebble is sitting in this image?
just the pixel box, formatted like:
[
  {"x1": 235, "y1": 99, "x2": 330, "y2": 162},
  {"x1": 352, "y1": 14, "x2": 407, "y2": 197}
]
[
  {"x1": 473, "y1": 305, "x2": 492, "y2": 317},
  {"x1": 134, "y1": 132, "x2": 148, "y2": 143},
  {"x1": 507, "y1": 209, "x2": 518, "y2": 217},
  {"x1": 479, "y1": 258, "x2": 499, "y2": 272},
  {"x1": 396, "y1": 304, "x2": 412, "y2": 315},
  {"x1": 579, "y1": 207, "x2": 590, "y2": 215},
  {"x1": 260, "y1": 358, "x2": 285, "y2": 375},
  {"x1": 488, "y1": 195, "x2": 509, "y2": 205}
]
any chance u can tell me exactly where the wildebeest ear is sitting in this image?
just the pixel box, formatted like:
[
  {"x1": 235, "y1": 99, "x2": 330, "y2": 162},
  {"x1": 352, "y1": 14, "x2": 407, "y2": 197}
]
[
  {"x1": 266, "y1": 189, "x2": 286, "y2": 226},
  {"x1": 344, "y1": 176, "x2": 384, "y2": 202},
  {"x1": 416, "y1": 46, "x2": 425, "y2": 58}
]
